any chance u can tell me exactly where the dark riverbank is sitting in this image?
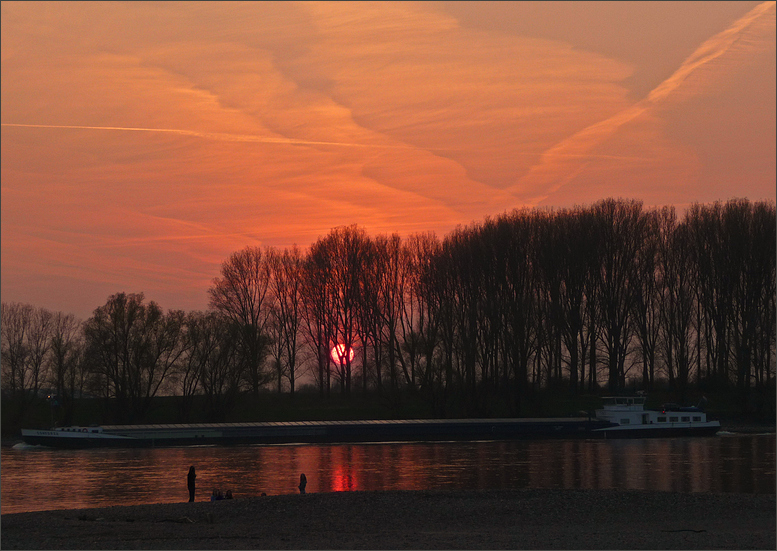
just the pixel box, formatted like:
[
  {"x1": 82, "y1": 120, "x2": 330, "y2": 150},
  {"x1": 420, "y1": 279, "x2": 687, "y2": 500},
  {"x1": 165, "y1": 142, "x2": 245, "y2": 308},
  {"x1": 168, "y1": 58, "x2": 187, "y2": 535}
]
[{"x1": 1, "y1": 489, "x2": 774, "y2": 550}]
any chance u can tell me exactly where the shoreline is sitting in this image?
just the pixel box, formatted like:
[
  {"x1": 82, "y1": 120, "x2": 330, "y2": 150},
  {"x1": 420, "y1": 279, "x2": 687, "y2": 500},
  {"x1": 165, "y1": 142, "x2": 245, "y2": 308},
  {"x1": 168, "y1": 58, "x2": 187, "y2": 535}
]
[{"x1": 2, "y1": 488, "x2": 774, "y2": 550}]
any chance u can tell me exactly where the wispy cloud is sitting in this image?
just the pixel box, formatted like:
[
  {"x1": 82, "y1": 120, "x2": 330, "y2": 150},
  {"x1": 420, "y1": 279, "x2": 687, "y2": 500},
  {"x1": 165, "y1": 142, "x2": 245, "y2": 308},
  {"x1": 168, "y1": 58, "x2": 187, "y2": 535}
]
[
  {"x1": 646, "y1": 0, "x2": 775, "y2": 104},
  {"x1": 512, "y1": 0, "x2": 776, "y2": 205},
  {"x1": 0, "y1": 123, "x2": 414, "y2": 150}
]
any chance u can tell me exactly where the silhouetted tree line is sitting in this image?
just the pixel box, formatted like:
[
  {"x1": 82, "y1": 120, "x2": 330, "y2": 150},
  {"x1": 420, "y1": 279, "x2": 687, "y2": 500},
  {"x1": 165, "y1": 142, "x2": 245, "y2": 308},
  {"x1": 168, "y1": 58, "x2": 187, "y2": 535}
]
[{"x1": 2, "y1": 198, "x2": 774, "y2": 423}]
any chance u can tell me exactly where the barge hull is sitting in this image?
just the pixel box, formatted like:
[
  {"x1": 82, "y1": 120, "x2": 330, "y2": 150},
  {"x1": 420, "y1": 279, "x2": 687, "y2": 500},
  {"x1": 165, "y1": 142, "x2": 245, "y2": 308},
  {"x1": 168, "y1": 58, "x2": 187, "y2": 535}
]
[
  {"x1": 592, "y1": 423, "x2": 721, "y2": 439},
  {"x1": 22, "y1": 418, "x2": 614, "y2": 449}
]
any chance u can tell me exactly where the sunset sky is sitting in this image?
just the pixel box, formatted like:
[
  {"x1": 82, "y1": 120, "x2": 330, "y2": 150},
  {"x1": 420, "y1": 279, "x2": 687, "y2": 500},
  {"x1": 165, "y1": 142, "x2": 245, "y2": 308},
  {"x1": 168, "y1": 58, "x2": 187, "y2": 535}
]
[{"x1": 2, "y1": 1, "x2": 775, "y2": 320}]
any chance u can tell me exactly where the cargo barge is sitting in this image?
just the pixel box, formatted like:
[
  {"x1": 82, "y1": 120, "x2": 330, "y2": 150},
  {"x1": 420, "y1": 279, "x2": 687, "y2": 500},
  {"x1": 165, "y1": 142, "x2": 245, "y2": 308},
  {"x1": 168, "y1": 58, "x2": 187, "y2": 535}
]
[
  {"x1": 21, "y1": 417, "x2": 613, "y2": 449},
  {"x1": 19, "y1": 396, "x2": 720, "y2": 448}
]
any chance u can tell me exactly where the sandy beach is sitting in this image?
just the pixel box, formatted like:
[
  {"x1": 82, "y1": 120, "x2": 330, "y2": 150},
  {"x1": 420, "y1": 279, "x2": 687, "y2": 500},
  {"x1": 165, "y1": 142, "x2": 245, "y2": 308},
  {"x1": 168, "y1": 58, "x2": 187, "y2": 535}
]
[{"x1": 1, "y1": 488, "x2": 774, "y2": 550}]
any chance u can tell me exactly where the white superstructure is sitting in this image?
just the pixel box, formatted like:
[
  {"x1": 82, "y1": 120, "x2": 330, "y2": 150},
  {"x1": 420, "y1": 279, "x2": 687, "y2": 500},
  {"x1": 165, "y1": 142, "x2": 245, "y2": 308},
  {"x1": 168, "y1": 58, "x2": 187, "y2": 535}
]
[{"x1": 592, "y1": 396, "x2": 720, "y2": 437}]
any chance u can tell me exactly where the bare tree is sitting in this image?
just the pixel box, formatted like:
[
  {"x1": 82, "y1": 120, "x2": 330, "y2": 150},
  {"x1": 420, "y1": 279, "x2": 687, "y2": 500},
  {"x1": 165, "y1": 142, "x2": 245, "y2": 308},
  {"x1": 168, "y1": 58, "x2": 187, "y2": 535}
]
[
  {"x1": 83, "y1": 293, "x2": 184, "y2": 423},
  {"x1": 397, "y1": 234, "x2": 434, "y2": 393},
  {"x1": 405, "y1": 232, "x2": 444, "y2": 410},
  {"x1": 357, "y1": 238, "x2": 382, "y2": 392},
  {"x1": 25, "y1": 306, "x2": 54, "y2": 402},
  {"x1": 326, "y1": 225, "x2": 371, "y2": 396},
  {"x1": 686, "y1": 202, "x2": 734, "y2": 387},
  {"x1": 48, "y1": 311, "x2": 84, "y2": 425},
  {"x1": 1, "y1": 303, "x2": 50, "y2": 422},
  {"x1": 591, "y1": 199, "x2": 649, "y2": 391},
  {"x1": 300, "y1": 226, "x2": 373, "y2": 397},
  {"x1": 375, "y1": 233, "x2": 412, "y2": 391},
  {"x1": 499, "y1": 210, "x2": 540, "y2": 412},
  {"x1": 170, "y1": 311, "x2": 208, "y2": 421},
  {"x1": 724, "y1": 200, "x2": 775, "y2": 408},
  {"x1": 750, "y1": 203, "x2": 776, "y2": 415},
  {"x1": 631, "y1": 208, "x2": 663, "y2": 390},
  {"x1": 471, "y1": 219, "x2": 503, "y2": 399},
  {"x1": 191, "y1": 311, "x2": 242, "y2": 421},
  {"x1": 209, "y1": 246, "x2": 273, "y2": 394},
  {"x1": 1, "y1": 302, "x2": 33, "y2": 397},
  {"x1": 657, "y1": 210, "x2": 697, "y2": 401},
  {"x1": 534, "y1": 208, "x2": 600, "y2": 393},
  {"x1": 438, "y1": 227, "x2": 482, "y2": 413},
  {"x1": 267, "y1": 245, "x2": 305, "y2": 395},
  {"x1": 301, "y1": 238, "x2": 337, "y2": 396}
]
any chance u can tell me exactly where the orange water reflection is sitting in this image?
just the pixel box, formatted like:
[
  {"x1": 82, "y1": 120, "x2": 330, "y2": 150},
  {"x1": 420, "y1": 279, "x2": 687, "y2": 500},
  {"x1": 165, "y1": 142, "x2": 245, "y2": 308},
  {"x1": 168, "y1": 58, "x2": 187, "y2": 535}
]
[{"x1": 1, "y1": 434, "x2": 774, "y2": 515}]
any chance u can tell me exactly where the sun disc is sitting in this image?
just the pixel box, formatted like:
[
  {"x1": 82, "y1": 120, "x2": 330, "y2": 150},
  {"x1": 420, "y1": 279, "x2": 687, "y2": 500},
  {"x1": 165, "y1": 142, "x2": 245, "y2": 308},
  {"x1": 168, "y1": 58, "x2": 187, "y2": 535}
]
[{"x1": 331, "y1": 344, "x2": 354, "y2": 364}]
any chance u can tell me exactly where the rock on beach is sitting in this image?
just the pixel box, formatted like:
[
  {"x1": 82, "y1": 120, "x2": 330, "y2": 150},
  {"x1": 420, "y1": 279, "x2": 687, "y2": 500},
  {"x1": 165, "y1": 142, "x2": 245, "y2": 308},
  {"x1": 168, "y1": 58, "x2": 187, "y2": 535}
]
[{"x1": 1, "y1": 488, "x2": 774, "y2": 550}]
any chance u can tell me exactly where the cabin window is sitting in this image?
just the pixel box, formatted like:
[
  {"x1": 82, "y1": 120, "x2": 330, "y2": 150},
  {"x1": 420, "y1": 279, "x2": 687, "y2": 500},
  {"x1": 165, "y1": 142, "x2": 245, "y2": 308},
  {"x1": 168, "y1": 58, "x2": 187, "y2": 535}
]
[
  {"x1": 693, "y1": 416, "x2": 701, "y2": 422},
  {"x1": 657, "y1": 416, "x2": 666, "y2": 423},
  {"x1": 620, "y1": 418, "x2": 630, "y2": 424},
  {"x1": 91, "y1": 429, "x2": 99, "y2": 433},
  {"x1": 669, "y1": 416, "x2": 678, "y2": 422},
  {"x1": 681, "y1": 416, "x2": 690, "y2": 422}
]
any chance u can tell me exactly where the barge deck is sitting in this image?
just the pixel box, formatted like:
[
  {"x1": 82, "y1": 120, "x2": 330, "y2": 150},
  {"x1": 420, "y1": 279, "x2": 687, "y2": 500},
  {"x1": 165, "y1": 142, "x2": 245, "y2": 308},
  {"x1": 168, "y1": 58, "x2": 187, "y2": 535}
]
[{"x1": 21, "y1": 417, "x2": 614, "y2": 448}]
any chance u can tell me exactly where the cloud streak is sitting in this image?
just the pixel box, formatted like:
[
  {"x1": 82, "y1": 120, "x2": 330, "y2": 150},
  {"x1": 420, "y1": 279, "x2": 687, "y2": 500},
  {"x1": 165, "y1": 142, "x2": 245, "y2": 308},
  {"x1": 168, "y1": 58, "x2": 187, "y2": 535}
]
[
  {"x1": 512, "y1": 0, "x2": 776, "y2": 204},
  {"x1": 1, "y1": 123, "x2": 415, "y2": 150},
  {"x1": 646, "y1": 0, "x2": 775, "y2": 104},
  {"x1": 3, "y1": 123, "x2": 652, "y2": 162}
]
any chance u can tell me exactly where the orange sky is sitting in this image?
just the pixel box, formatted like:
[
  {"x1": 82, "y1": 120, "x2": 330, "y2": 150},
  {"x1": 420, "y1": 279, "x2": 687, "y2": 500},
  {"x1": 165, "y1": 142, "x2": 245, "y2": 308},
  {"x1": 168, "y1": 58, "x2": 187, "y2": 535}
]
[{"x1": 2, "y1": 1, "x2": 775, "y2": 320}]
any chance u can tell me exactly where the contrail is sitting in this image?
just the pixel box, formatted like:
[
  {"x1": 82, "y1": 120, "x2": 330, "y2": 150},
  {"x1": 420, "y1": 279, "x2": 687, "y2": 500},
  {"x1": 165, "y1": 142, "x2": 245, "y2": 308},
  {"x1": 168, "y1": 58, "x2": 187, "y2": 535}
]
[
  {"x1": 647, "y1": 0, "x2": 775, "y2": 104},
  {"x1": 512, "y1": 0, "x2": 776, "y2": 204},
  {"x1": 2, "y1": 122, "x2": 648, "y2": 160},
  {"x1": 0, "y1": 123, "x2": 413, "y2": 150}
]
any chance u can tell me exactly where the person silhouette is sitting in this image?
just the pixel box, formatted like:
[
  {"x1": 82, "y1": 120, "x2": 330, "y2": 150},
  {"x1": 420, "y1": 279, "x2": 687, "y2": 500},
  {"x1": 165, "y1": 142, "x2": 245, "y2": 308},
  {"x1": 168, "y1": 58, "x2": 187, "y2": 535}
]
[
  {"x1": 298, "y1": 473, "x2": 307, "y2": 494},
  {"x1": 187, "y1": 466, "x2": 196, "y2": 502}
]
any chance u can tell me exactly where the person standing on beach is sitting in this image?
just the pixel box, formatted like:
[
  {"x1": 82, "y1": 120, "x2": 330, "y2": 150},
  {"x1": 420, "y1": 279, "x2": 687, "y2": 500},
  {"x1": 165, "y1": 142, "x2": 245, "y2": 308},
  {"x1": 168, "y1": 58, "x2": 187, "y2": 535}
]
[
  {"x1": 187, "y1": 466, "x2": 196, "y2": 502},
  {"x1": 298, "y1": 473, "x2": 307, "y2": 494}
]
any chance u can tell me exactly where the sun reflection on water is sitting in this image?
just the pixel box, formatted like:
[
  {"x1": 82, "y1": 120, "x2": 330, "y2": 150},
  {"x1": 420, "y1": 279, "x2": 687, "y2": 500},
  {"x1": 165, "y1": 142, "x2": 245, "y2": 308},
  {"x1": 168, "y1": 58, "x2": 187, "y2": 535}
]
[{"x1": 1, "y1": 434, "x2": 774, "y2": 515}]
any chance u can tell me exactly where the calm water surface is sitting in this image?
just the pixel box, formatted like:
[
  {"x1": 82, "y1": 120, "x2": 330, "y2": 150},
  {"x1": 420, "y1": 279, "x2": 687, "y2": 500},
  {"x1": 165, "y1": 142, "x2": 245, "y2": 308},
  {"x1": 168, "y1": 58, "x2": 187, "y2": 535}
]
[{"x1": 1, "y1": 433, "x2": 774, "y2": 515}]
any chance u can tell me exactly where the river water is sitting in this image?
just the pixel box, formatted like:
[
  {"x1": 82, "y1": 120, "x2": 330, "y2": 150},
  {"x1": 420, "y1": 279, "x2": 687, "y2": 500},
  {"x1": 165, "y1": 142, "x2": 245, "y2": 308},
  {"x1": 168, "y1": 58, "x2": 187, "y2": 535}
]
[{"x1": 1, "y1": 432, "x2": 774, "y2": 515}]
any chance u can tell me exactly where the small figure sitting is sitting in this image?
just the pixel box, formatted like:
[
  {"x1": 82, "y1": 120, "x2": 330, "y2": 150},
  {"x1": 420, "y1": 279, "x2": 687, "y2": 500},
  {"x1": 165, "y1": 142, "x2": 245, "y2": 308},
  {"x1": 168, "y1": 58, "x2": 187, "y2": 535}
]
[{"x1": 225, "y1": 489, "x2": 233, "y2": 499}]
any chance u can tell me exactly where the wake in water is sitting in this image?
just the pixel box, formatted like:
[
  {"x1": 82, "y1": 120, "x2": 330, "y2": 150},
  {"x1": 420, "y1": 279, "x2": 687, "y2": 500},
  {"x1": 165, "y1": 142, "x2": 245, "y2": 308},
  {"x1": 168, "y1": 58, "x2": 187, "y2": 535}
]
[{"x1": 11, "y1": 442, "x2": 48, "y2": 450}]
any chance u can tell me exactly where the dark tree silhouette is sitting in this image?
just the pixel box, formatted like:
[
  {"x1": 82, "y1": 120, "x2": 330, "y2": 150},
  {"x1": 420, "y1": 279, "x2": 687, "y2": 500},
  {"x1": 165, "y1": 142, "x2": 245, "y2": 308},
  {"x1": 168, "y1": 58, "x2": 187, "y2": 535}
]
[
  {"x1": 5, "y1": 198, "x2": 773, "y2": 427},
  {"x1": 267, "y1": 245, "x2": 304, "y2": 395},
  {"x1": 209, "y1": 246, "x2": 273, "y2": 395},
  {"x1": 48, "y1": 311, "x2": 84, "y2": 425},
  {"x1": 592, "y1": 199, "x2": 649, "y2": 391},
  {"x1": 1, "y1": 303, "x2": 54, "y2": 422},
  {"x1": 83, "y1": 293, "x2": 184, "y2": 423}
]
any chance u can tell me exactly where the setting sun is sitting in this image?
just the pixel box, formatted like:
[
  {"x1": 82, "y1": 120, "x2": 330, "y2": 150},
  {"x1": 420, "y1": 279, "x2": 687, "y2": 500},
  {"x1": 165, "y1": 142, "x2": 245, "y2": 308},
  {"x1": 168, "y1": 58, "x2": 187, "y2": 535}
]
[{"x1": 331, "y1": 344, "x2": 355, "y2": 365}]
